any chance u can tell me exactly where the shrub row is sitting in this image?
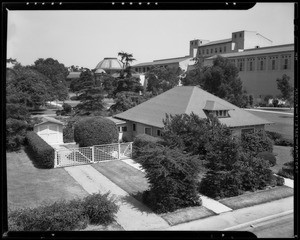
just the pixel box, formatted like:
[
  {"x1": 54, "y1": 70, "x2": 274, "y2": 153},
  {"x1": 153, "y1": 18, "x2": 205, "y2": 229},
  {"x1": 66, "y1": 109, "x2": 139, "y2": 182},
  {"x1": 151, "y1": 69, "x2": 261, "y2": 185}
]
[
  {"x1": 25, "y1": 131, "x2": 55, "y2": 168},
  {"x1": 132, "y1": 134, "x2": 166, "y2": 158},
  {"x1": 8, "y1": 192, "x2": 119, "y2": 231},
  {"x1": 266, "y1": 131, "x2": 293, "y2": 147},
  {"x1": 277, "y1": 161, "x2": 294, "y2": 180}
]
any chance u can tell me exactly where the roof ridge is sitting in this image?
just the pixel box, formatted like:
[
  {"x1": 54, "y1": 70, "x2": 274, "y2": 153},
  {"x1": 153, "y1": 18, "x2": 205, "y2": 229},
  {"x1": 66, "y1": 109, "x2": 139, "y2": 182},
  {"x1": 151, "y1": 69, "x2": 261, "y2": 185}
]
[{"x1": 184, "y1": 86, "x2": 197, "y2": 114}]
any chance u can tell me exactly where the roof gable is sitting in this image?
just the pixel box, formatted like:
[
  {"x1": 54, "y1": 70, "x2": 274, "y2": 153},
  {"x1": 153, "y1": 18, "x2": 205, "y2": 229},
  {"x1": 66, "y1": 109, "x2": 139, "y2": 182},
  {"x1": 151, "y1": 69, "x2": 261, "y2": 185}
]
[
  {"x1": 34, "y1": 116, "x2": 64, "y2": 127},
  {"x1": 114, "y1": 86, "x2": 272, "y2": 128}
]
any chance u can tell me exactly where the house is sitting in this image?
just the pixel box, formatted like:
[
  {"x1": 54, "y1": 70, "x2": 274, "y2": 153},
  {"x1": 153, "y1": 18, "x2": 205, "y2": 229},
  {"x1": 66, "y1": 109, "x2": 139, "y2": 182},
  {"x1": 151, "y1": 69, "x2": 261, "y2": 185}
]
[
  {"x1": 34, "y1": 116, "x2": 64, "y2": 145},
  {"x1": 113, "y1": 86, "x2": 272, "y2": 141}
]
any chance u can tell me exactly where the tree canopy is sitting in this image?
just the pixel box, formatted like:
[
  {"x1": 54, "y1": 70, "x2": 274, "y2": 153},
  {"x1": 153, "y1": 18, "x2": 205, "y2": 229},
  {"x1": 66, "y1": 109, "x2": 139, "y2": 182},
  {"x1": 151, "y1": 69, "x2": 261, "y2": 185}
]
[
  {"x1": 182, "y1": 56, "x2": 248, "y2": 107},
  {"x1": 276, "y1": 74, "x2": 293, "y2": 105}
]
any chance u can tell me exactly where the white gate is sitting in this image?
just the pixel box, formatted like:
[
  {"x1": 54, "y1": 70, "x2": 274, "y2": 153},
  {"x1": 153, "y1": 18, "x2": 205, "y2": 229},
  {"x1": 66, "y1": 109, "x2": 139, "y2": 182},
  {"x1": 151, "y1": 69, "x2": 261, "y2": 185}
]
[{"x1": 54, "y1": 142, "x2": 133, "y2": 168}]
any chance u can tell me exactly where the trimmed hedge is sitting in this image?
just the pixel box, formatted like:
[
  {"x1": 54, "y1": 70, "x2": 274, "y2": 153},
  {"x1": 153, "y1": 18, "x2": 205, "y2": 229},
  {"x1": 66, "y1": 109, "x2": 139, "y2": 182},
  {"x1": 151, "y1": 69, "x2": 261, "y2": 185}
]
[
  {"x1": 8, "y1": 193, "x2": 119, "y2": 231},
  {"x1": 257, "y1": 151, "x2": 277, "y2": 167},
  {"x1": 266, "y1": 131, "x2": 293, "y2": 147},
  {"x1": 25, "y1": 131, "x2": 55, "y2": 168},
  {"x1": 74, "y1": 117, "x2": 119, "y2": 147},
  {"x1": 277, "y1": 161, "x2": 294, "y2": 179}
]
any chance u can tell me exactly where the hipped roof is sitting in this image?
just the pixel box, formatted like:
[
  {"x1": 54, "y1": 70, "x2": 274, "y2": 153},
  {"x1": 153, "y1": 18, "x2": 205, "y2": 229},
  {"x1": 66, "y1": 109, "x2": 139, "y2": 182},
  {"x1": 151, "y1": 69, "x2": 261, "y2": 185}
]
[{"x1": 114, "y1": 86, "x2": 272, "y2": 128}]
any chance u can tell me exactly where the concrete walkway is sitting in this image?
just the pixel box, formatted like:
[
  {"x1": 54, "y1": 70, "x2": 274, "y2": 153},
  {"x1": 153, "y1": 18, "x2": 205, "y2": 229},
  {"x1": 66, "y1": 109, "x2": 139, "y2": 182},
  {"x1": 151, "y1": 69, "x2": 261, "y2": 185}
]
[
  {"x1": 166, "y1": 196, "x2": 293, "y2": 230},
  {"x1": 64, "y1": 165, "x2": 169, "y2": 230},
  {"x1": 121, "y1": 158, "x2": 232, "y2": 215}
]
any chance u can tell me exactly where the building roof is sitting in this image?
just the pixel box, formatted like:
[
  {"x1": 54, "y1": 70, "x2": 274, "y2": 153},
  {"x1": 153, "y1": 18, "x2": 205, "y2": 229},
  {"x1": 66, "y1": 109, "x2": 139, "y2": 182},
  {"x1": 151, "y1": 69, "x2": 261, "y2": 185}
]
[
  {"x1": 95, "y1": 58, "x2": 123, "y2": 70},
  {"x1": 105, "y1": 116, "x2": 126, "y2": 125},
  {"x1": 133, "y1": 56, "x2": 191, "y2": 67},
  {"x1": 34, "y1": 116, "x2": 64, "y2": 127},
  {"x1": 203, "y1": 100, "x2": 234, "y2": 111},
  {"x1": 206, "y1": 44, "x2": 294, "y2": 60},
  {"x1": 200, "y1": 38, "x2": 232, "y2": 47},
  {"x1": 114, "y1": 86, "x2": 272, "y2": 128},
  {"x1": 67, "y1": 72, "x2": 81, "y2": 79}
]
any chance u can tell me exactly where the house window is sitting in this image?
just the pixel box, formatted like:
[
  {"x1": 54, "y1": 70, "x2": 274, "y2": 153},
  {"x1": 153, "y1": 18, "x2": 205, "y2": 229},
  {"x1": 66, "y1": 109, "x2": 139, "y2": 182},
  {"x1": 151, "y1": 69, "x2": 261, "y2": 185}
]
[
  {"x1": 220, "y1": 47, "x2": 222, "y2": 53},
  {"x1": 215, "y1": 48, "x2": 217, "y2": 53},
  {"x1": 133, "y1": 123, "x2": 136, "y2": 131},
  {"x1": 157, "y1": 129, "x2": 161, "y2": 136},
  {"x1": 239, "y1": 62, "x2": 243, "y2": 71},
  {"x1": 206, "y1": 49, "x2": 209, "y2": 54},
  {"x1": 241, "y1": 128, "x2": 255, "y2": 135},
  {"x1": 118, "y1": 127, "x2": 121, "y2": 132},
  {"x1": 122, "y1": 126, "x2": 127, "y2": 132},
  {"x1": 135, "y1": 68, "x2": 138, "y2": 72},
  {"x1": 234, "y1": 34, "x2": 236, "y2": 38},
  {"x1": 145, "y1": 127, "x2": 152, "y2": 135},
  {"x1": 239, "y1": 33, "x2": 242, "y2": 37}
]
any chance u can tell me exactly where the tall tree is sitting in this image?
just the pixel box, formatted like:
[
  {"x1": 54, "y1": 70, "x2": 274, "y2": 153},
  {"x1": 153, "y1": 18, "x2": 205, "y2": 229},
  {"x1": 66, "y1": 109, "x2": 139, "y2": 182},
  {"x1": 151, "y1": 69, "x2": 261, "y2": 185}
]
[
  {"x1": 146, "y1": 66, "x2": 182, "y2": 95},
  {"x1": 113, "y1": 76, "x2": 144, "y2": 96},
  {"x1": 276, "y1": 74, "x2": 293, "y2": 105},
  {"x1": 118, "y1": 51, "x2": 136, "y2": 78},
  {"x1": 34, "y1": 58, "x2": 69, "y2": 101},
  {"x1": 74, "y1": 69, "x2": 106, "y2": 116},
  {"x1": 182, "y1": 56, "x2": 248, "y2": 107}
]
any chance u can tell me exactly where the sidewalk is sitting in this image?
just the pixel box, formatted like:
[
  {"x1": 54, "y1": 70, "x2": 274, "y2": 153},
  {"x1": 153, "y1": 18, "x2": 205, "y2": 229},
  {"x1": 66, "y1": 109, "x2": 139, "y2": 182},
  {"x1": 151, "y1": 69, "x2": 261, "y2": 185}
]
[
  {"x1": 166, "y1": 196, "x2": 293, "y2": 230},
  {"x1": 64, "y1": 165, "x2": 169, "y2": 230}
]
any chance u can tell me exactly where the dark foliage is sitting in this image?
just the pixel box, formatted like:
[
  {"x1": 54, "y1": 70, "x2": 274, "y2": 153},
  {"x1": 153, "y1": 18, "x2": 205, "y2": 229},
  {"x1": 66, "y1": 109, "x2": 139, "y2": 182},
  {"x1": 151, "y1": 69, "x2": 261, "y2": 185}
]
[
  {"x1": 277, "y1": 161, "x2": 294, "y2": 179},
  {"x1": 257, "y1": 151, "x2": 277, "y2": 167},
  {"x1": 74, "y1": 117, "x2": 118, "y2": 147},
  {"x1": 132, "y1": 134, "x2": 166, "y2": 158},
  {"x1": 135, "y1": 145, "x2": 202, "y2": 213},
  {"x1": 8, "y1": 193, "x2": 119, "y2": 231},
  {"x1": 25, "y1": 131, "x2": 55, "y2": 168},
  {"x1": 241, "y1": 130, "x2": 273, "y2": 156}
]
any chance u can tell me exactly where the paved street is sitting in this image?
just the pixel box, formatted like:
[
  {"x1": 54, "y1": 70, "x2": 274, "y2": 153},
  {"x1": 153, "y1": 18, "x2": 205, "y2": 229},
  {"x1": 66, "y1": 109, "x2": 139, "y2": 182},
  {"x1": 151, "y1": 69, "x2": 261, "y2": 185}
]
[{"x1": 228, "y1": 212, "x2": 294, "y2": 238}]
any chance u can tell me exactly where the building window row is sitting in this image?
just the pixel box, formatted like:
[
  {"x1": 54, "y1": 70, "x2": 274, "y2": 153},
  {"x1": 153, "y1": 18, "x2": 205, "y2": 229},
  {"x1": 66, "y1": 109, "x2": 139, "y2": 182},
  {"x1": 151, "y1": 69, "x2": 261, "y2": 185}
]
[
  {"x1": 135, "y1": 66, "x2": 151, "y2": 73},
  {"x1": 201, "y1": 45, "x2": 227, "y2": 56},
  {"x1": 230, "y1": 54, "x2": 292, "y2": 71}
]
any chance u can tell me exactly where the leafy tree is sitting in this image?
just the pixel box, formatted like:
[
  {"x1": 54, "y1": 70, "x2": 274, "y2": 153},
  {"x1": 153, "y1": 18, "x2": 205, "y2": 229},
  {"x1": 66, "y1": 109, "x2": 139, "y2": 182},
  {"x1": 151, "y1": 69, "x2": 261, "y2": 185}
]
[
  {"x1": 99, "y1": 74, "x2": 118, "y2": 97},
  {"x1": 276, "y1": 74, "x2": 293, "y2": 106},
  {"x1": 182, "y1": 56, "x2": 248, "y2": 107},
  {"x1": 74, "y1": 69, "x2": 106, "y2": 116},
  {"x1": 34, "y1": 58, "x2": 69, "y2": 101},
  {"x1": 110, "y1": 91, "x2": 152, "y2": 114},
  {"x1": 118, "y1": 51, "x2": 136, "y2": 77},
  {"x1": 146, "y1": 66, "x2": 182, "y2": 95},
  {"x1": 135, "y1": 145, "x2": 202, "y2": 213},
  {"x1": 249, "y1": 95, "x2": 254, "y2": 107},
  {"x1": 113, "y1": 76, "x2": 144, "y2": 96}
]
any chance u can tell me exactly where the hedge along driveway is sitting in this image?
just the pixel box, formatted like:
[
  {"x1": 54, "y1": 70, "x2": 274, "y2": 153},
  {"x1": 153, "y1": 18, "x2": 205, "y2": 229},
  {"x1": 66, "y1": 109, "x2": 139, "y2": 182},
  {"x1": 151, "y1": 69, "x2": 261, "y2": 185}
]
[{"x1": 6, "y1": 150, "x2": 89, "y2": 210}]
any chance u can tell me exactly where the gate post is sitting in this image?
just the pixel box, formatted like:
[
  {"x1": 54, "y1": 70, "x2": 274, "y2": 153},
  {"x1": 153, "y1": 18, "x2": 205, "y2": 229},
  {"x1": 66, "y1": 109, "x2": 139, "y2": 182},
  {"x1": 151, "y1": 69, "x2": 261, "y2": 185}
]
[
  {"x1": 54, "y1": 150, "x2": 58, "y2": 168},
  {"x1": 91, "y1": 146, "x2": 95, "y2": 163},
  {"x1": 118, "y1": 143, "x2": 121, "y2": 160}
]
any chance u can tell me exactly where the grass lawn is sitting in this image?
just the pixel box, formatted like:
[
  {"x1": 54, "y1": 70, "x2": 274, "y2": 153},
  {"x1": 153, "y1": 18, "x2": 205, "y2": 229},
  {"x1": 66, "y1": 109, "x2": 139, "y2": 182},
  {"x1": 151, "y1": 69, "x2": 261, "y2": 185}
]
[
  {"x1": 92, "y1": 160, "x2": 149, "y2": 195},
  {"x1": 6, "y1": 150, "x2": 89, "y2": 210},
  {"x1": 161, "y1": 206, "x2": 216, "y2": 226},
  {"x1": 271, "y1": 145, "x2": 293, "y2": 174},
  {"x1": 247, "y1": 110, "x2": 293, "y2": 140},
  {"x1": 219, "y1": 186, "x2": 293, "y2": 210}
]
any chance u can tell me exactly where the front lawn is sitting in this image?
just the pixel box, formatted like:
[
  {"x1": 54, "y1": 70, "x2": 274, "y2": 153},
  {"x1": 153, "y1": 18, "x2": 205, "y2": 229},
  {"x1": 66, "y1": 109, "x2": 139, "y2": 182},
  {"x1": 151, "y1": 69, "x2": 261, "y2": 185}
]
[
  {"x1": 219, "y1": 186, "x2": 293, "y2": 210},
  {"x1": 6, "y1": 150, "x2": 88, "y2": 210}
]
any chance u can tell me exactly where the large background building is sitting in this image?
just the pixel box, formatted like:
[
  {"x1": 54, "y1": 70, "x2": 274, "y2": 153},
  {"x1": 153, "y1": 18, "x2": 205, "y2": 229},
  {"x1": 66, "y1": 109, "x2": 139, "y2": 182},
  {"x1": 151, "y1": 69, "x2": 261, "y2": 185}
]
[{"x1": 192, "y1": 31, "x2": 294, "y2": 102}]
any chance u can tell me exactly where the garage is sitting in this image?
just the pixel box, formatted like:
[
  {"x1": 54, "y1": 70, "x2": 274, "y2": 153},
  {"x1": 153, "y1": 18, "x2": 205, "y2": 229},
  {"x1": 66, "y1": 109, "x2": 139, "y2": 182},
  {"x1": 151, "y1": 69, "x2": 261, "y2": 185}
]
[{"x1": 34, "y1": 117, "x2": 64, "y2": 145}]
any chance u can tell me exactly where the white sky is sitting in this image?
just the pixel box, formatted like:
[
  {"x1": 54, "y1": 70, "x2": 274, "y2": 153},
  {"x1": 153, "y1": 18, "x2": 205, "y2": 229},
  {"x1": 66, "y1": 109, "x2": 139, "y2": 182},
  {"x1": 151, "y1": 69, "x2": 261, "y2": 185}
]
[{"x1": 7, "y1": 3, "x2": 294, "y2": 69}]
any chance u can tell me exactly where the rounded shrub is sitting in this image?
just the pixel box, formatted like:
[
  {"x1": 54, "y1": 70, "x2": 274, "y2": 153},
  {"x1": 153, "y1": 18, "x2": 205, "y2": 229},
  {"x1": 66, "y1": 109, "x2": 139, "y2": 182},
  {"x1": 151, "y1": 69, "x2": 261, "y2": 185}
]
[
  {"x1": 257, "y1": 151, "x2": 277, "y2": 167},
  {"x1": 62, "y1": 103, "x2": 72, "y2": 113},
  {"x1": 133, "y1": 134, "x2": 165, "y2": 148},
  {"x1": 74, "y1": 116, "x2": 119, "y2": 147},
  {"x1": 82, "y1": 192, "x2": 119, "y2": 225}
]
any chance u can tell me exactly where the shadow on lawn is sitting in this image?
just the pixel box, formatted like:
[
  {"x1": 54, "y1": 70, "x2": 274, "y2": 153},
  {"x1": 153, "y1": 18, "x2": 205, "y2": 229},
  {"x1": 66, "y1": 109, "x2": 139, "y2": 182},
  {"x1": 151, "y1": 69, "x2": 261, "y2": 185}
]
[{"x1": 119, "y1": 192, "x2": 154, "y2": 214}]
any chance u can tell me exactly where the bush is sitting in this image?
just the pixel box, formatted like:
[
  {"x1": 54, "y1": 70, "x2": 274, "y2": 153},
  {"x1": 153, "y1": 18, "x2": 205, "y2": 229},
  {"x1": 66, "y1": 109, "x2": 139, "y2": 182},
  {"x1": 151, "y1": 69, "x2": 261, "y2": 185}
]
[
  {"x1": 136, "y1": 145, "x2": 202, "y2": 213},
  {"x1": 199, "y1": 170, "x2": 243, "y2": 199},
  {"x1": 82, "y1": 192, "x2": 119, "y2": 225},
  {"x1": 25, "y1": 131, "x2": 55, "y2": 168},
  {"x1": 62, "y1": 103, "x2": 72, "y2": 113},
  {"x1": 8, "y1": 193, "x2": 119, "y2": 231},
  {"x1": 277, "y1": 161, "x2": 294, "y2": 179},
  {"x1": 6, "y1": 118, "x2": 29, "y2": 152},
  {"x1": 241, "y1": 130, "x2": 273, "y2": 156},
  {"x1": 257, "y1": 151, "x2": 277, "y2": 167},
  {"x1": 266, "y1": 131, "x2": 293, "y2": 147},
  {"x1": 74, "y1": 116, "x2": 118, "y2": 147},
  {"x1": 8, "y1": 200, "x2": 88, "y2": 231},
  {"x1": 274, "y1": 175, "x2": 285, "y2": 186}
]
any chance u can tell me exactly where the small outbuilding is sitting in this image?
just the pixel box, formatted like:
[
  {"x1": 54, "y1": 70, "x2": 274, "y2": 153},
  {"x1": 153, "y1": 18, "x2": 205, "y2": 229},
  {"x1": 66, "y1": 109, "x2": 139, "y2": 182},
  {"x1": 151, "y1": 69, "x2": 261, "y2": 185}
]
[{"x1": 34, "y1": 116, "x2": 64, "y2": 145}]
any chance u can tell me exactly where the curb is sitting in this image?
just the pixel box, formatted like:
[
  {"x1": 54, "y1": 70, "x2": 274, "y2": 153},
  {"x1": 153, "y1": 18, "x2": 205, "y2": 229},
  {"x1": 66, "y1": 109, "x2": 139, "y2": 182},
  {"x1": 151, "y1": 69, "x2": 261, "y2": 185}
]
[{"x1": 223, "y1": 209, "x2": 293, "y2": 230}]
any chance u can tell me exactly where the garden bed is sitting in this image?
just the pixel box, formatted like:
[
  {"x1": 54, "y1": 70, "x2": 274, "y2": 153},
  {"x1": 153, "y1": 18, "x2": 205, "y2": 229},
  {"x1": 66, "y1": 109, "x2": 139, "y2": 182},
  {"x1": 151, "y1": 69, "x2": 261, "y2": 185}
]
[
  {"x1": 161, "y1": 206, "x2": 215, "y2": 226},
  {"x1": 219, "y1": 186, "x2": 293, "y2": 210}
]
